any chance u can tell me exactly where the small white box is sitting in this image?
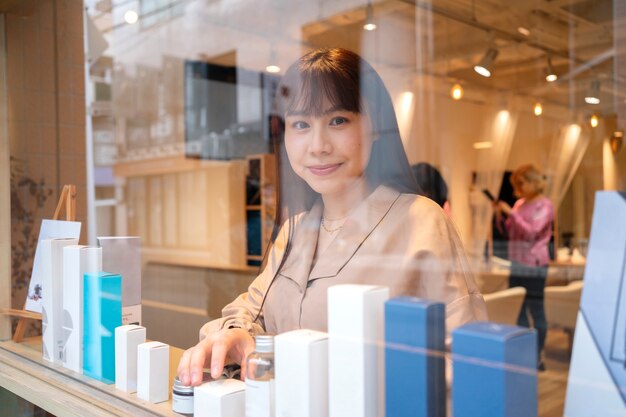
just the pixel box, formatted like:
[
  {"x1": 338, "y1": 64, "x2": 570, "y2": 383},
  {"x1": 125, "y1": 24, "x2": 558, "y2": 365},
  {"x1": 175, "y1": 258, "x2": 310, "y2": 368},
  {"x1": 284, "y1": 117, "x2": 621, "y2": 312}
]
[
  {"x1": 137, "y1": 341, "x2": 170, "y2": 403},
  {"x1": 275, "y1": 329, "x2": 328, "y2": 417},
  {"x1": 62, "y1": 245, "x2": 102, "y2": 374},
  {"x1": 115, "y1": 325, "x2": 146, "y2": 393},
  {"x1": 41, "y1": 238, "x2": 79, "y2": 364},
  {"x1": 194, "y1": 379, "x2": 245, "y2": 417},
  {"x1": 97, "y1": 236, "x2": 142, "y2": 325},
  {"x1": 327, "y1": 284, "x2": 389, "y2": 417}
]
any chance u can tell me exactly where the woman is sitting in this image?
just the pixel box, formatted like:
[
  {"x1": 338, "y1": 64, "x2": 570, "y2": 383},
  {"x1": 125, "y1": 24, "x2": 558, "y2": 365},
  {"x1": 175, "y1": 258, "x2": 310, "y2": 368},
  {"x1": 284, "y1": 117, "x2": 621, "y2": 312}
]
[
  {"x1": 178, "y1": 48, "x2": 486, "y2": 386},
  {"x1": 495, "y1": 164, "x2": 554, "y2": 370}
]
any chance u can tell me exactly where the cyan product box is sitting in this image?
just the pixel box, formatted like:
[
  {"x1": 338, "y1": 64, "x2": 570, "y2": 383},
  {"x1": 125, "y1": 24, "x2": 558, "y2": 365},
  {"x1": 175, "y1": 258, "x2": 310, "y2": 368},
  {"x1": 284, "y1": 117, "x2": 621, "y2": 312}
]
[
  {"x1": 452, "y1": 322, "x2": 537, "y2": 417},
  {"x1": 83, "y1": 272, "x2": 122, "y2": 384},
  {"x1": 385, "y1": 297, "x2": 445, "y2": 417}
]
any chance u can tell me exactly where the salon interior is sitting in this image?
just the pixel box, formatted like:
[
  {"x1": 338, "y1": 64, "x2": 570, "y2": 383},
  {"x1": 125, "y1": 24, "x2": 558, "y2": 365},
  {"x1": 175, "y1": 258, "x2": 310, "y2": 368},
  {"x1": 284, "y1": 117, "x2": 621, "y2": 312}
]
[{"x1": 1, "y1": 0, "x2": 625, "y2": 416}]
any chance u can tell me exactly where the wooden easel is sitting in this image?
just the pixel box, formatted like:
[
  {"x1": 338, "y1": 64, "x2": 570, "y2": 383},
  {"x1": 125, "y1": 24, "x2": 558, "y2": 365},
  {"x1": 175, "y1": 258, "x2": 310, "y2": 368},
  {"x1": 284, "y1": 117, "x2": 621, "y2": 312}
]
[{"x1": 1, "y1": 184, "x2": 76, "y2": 342}]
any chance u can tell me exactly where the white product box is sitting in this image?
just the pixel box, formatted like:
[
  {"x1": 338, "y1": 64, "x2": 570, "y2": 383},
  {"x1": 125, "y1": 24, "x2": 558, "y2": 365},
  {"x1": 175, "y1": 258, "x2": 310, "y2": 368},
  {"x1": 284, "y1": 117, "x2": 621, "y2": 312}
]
[
  {"x1": 62, "y1": 245, "x2": 102, "y2": 374},
  {"x1": 275, "y1": 329, "x2": 329, "y2": 417},
  {"x1": 115, "y1": 325, "x2": 146, "y2": 393},
  {"x1": 41, "y1": 238, "x2": 79, "y2": 364},
  {"x1": 327, "y1": 284, "x2": 389, "y2": 417},
  {"x1": 97, "y1": 236, "x2": 142, "y2": 325},
  {"x1": 194, "y1": 379, "x2": 245, "y2": 417},
  {"x1": 137, "y1": 341, "x2": 170, "y2": 403}
]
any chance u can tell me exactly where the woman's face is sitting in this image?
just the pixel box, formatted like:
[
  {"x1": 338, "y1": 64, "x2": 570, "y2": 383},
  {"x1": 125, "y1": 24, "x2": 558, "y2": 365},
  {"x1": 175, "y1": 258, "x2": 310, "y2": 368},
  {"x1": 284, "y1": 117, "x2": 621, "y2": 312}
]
[
  {"x1": 284, "y1": 104, "x2": 375, "y2": 198},
  {"x1": 513, "y1": 175, "x2": 538, "y2": 199}
]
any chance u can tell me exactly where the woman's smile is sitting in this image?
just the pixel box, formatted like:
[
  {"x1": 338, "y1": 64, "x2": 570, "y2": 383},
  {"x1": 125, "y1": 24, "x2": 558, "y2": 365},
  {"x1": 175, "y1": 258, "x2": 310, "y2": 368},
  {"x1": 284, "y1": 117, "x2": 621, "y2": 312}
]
[{"x1": 307, "y1": 163, "x2": 343, "y2": 176}]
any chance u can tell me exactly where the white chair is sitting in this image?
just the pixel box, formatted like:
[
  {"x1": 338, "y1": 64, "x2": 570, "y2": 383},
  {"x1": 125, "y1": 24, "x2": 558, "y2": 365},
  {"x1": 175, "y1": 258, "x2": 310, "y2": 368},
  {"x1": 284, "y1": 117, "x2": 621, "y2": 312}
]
[
  {"x1": 483, "y1": 287, "x2": 527, "y2": 325},
  {"x1": 545, "y1": 280, "x2": 584, "y2": 351}
]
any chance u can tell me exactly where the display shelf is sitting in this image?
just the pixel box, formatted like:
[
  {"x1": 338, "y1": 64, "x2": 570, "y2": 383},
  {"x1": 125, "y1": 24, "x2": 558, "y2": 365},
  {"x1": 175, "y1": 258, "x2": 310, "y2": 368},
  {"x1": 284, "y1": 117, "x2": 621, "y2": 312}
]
[{"x1": 0, "y1": 338, "x2": 184, "y2": 417}]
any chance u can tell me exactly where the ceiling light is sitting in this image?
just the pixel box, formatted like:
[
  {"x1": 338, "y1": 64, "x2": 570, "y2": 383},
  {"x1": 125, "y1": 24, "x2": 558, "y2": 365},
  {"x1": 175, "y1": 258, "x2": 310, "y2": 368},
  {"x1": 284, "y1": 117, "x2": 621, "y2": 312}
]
[
  {"x1": 474, "y1": 48, "x2": 499, "y2": 78},
  {"x1": 545, "y1": 57, "x2": 558, "y2": 82},
  {"x1": 124, "y1": 10, "x2": 139, "y2": 24},
  {"x1": 584, "y1": 80, "x2": 600, "y2": 105},
  {"x1": 363, "y1": 2, "x2": 377, "y2": 31},
  {"x1": 266, "y1": 46, "x2": 280, "y2": 73},
  {"x1": 590, "y1": 114, "x2": 599, "y2": 128},
  {"x1": 534, "y1": 102, "x2": 543, "y2": 116},
  {"x1": 451, "y1": 83, "x2": 463, "y2": 100},
  {"x1": 473, "y1": 141, "x2": 493, "y2": 150},
  {"x1": 517, "y1": 27, "x2": 531, "y2": 37}
]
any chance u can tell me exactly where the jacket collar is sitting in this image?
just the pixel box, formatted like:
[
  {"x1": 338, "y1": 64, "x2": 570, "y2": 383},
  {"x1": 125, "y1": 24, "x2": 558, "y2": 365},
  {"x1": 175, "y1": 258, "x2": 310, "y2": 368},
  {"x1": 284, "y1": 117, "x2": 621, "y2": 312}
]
[{"x1": 279, "y1": 185, "x2": 401, "y2": 291}]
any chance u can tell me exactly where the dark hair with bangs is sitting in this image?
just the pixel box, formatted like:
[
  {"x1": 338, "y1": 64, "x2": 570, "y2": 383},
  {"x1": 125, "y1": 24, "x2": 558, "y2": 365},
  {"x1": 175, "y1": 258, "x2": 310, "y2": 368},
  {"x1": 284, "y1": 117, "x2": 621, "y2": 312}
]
[{"x1": 253, "y1": 48, "x2": 417, "y2": 322}]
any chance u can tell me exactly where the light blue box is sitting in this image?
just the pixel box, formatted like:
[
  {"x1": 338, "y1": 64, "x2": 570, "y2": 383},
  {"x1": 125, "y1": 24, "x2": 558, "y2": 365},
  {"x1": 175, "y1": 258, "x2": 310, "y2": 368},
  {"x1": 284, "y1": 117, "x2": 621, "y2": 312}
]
[
  {"x1": 385, "y1": 297, "x2": 445, "y2": 417},
  {"x1": 452, "y1": 322, "x2": 537, "y2": 417},
  {"x1": 83, "y1": 272, "x2": 122, "y2": 384}
]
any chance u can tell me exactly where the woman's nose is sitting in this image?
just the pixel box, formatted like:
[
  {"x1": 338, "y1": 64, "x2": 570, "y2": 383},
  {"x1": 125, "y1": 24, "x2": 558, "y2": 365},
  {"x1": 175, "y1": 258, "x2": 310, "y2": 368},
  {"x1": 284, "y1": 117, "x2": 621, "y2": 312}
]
[{"x1": 309, "y1": 127, "x2": 331, "y2": 155}]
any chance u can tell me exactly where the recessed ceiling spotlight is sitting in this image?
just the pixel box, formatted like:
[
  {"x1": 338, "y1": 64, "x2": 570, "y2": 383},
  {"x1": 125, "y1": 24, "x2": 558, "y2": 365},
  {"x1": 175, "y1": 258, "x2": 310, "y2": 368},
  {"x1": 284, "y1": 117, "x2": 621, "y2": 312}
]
[
  {"x1": 474, "y1": 48, "x2": 499, "y2": 78},
  {"x1": 517, "y1": 27, "x2": 531, "y2": 37},
  {"x1": 124, "y1": 10, "x2": 139, "y2": 24},
  {"x1": 473, "y1": 141, "x2": 493, "y2": 150},
  {"x1": 590, "y1": 114, "x2": 599, "y2": 128},
  {"x1": 451, "y1": 83, "x2": 463, "y2": 100},
  {"x1": 534, "y1": 102, "x2": 543, "y2": 116}
]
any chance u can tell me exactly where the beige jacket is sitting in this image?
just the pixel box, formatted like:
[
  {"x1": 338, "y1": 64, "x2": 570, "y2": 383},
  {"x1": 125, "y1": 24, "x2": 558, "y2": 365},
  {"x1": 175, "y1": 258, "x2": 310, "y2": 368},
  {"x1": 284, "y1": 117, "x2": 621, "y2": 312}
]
[{"x1": 200, "y1": 185, "x2": 487, "y2": 342}]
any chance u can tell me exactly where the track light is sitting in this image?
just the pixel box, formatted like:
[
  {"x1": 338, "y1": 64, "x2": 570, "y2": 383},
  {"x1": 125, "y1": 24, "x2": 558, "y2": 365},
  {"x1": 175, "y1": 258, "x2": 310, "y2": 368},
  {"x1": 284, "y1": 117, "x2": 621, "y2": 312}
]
[
  {"x1": 590, "y1": 114, "x2": 599, "y2": 128},
  {"x1": 474, "y1": 48, "x2": 499, "y2": 78},
  {"x1": 363, "y1": 2, "x2": 377, "y2": 31},
  {"x1": 584, "y1": 80, "x2": 600, "y2": 105},
  {"x1": 534, "y1": 102, "x2": 543, "y2": 116},
  {"x1": 545, "y1": 57, "x2": 557, "y2": 82},
  {"x1": 451, "y1": 83, "x2": 463, "y2": 100}
]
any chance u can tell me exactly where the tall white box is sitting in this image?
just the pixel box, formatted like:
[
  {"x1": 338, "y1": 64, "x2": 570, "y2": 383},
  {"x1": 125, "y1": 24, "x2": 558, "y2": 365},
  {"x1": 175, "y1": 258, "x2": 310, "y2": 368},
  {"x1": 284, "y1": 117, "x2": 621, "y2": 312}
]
[
  {"x1": 41, "y1": 237, "x2": 79, "y2": 364},
  {"x1": 115, "y1": 325, "x2": 146, "y2": 393},
  {"x1": 327, "y1": 284, "x2": 389, "y2": 417},
  {"x1": 62, "y1": 245, "x2": 102, "y2": 374},
  {"x1": 275, "y1": 329, "x2": 329, "y2": 417},
  {"x1": 137, "y1": 341, "x2": 170, "y2": 403},
  {"x1": 194, "y1": 379, "x2": 245, "y2": 417},
  {"x1": 97, "y1": 236, "x2": 142, "y2": 325}
]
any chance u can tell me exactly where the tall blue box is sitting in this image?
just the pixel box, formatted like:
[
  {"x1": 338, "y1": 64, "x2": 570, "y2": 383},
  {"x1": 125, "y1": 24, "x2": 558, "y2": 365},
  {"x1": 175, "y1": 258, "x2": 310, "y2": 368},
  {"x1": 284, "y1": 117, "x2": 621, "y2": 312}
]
[
  {"x1": 385, "y1": 297, "x2": 445, "y2": 417},
  {"x1": 83, "y1": 272, "x2": 122, "y2": 384},
  {"x1": 452, "y1": 322, "x2": 537, "y2": 417}
]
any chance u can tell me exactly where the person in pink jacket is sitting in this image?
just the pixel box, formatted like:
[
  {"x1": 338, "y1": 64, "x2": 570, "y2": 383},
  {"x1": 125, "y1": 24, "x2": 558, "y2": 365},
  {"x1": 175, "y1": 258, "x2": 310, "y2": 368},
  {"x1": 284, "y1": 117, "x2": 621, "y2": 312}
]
[
  {"x1": 495, "y1": 164, "x2": 554, "y2": 370},
  {"x1": 177, "y1": 48, "x2": 487, "y2": 386}
]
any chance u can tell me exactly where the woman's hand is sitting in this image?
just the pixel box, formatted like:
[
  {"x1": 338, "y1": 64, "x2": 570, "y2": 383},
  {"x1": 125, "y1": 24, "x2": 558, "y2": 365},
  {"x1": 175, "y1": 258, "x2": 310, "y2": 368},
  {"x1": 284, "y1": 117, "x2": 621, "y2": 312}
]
[
  {"x1": 177, "y1": 328, "x2": 255, "y2": 386},
  {"x1": 494, "y1": 201, "x2": 512, "y2": 216}
]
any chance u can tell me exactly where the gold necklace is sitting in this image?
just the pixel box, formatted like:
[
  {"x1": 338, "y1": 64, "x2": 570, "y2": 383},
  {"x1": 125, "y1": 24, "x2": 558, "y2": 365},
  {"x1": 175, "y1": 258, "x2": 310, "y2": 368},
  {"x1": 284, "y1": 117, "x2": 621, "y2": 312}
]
[{"x1": 321, "y1": 216, "x2": 344, "y2": 234}]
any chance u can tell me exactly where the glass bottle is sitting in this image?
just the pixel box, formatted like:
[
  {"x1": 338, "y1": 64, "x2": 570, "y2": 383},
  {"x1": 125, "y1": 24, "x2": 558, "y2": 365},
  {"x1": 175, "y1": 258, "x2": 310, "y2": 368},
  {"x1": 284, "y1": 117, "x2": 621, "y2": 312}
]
[{"x1": 245, "y1": 335, "x2": 275, "y2": 417}]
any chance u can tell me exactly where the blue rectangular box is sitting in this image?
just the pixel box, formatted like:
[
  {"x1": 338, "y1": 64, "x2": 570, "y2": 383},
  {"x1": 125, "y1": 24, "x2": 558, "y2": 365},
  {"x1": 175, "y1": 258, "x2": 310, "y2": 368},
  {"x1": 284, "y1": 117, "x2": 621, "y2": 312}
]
[
  {"x1": 83, "y1": 272, "x2": 122, "y2": 384},
  {"x1": 452, "y1": 322, "x2": 537, "y2": 417},
  {"x1": 385, "y1": 297, "x2": 445, "y2": 417}
]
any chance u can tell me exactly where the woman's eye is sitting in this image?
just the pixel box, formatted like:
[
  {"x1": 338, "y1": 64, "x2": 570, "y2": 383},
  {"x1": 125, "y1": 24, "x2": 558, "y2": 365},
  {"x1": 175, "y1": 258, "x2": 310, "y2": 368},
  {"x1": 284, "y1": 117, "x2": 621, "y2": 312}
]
[
  {"x1": 330, "y1": 117, "x2": 348, "y2": 126},
  {"x1": 291, "y1": 120, "x2": 309, "y2": 130}
]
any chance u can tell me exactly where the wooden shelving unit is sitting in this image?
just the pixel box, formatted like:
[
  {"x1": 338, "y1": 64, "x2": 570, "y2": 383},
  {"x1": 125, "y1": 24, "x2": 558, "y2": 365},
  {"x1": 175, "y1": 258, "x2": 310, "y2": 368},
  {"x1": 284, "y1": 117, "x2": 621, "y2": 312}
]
[{"x1": 245, "y1": 154, "x2": 276, "y2": 266}]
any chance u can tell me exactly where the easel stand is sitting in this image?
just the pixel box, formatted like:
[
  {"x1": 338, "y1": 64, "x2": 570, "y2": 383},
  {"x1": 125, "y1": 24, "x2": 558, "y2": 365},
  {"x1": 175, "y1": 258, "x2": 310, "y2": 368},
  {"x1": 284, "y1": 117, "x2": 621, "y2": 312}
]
[{"x1": 1, "y1": 184, "x2": 76, "y2": 342}]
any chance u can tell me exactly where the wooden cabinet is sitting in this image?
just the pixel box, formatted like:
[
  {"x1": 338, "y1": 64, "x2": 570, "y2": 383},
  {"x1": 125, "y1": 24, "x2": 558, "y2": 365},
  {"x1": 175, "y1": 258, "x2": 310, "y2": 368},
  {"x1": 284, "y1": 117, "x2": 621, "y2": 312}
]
[{"x1": 245, "y1": 154, "x2": 276, "y2": 266}]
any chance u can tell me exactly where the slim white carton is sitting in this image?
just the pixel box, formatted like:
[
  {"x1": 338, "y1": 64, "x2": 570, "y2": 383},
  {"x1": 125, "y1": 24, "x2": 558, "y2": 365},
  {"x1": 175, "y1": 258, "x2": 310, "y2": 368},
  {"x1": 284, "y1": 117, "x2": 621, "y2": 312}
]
[
  {"x1": 327, "y1": 284, "x2": 389, "y2": 417},
  {"x1": 194, "y1": 379, "x2": 245, "y2": 417},
  {"x1": 97, "y1": 236, "x2": 142, "y2": 325},
  {"x1": 41, "y1": 237, "x2": 79, "y2": 364},
  {"x1": 62, "y1": 245, "x2": 102, "y2": 374},
  {"x1": 115, "y1": 325, "x2": 146, "y2": 393},
  {"x1": 275, "y1": 329, "x2": 329, "y2": 417},
  {"x1": 137, "y1": 341, "x2": 170, "y2": 403}
]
